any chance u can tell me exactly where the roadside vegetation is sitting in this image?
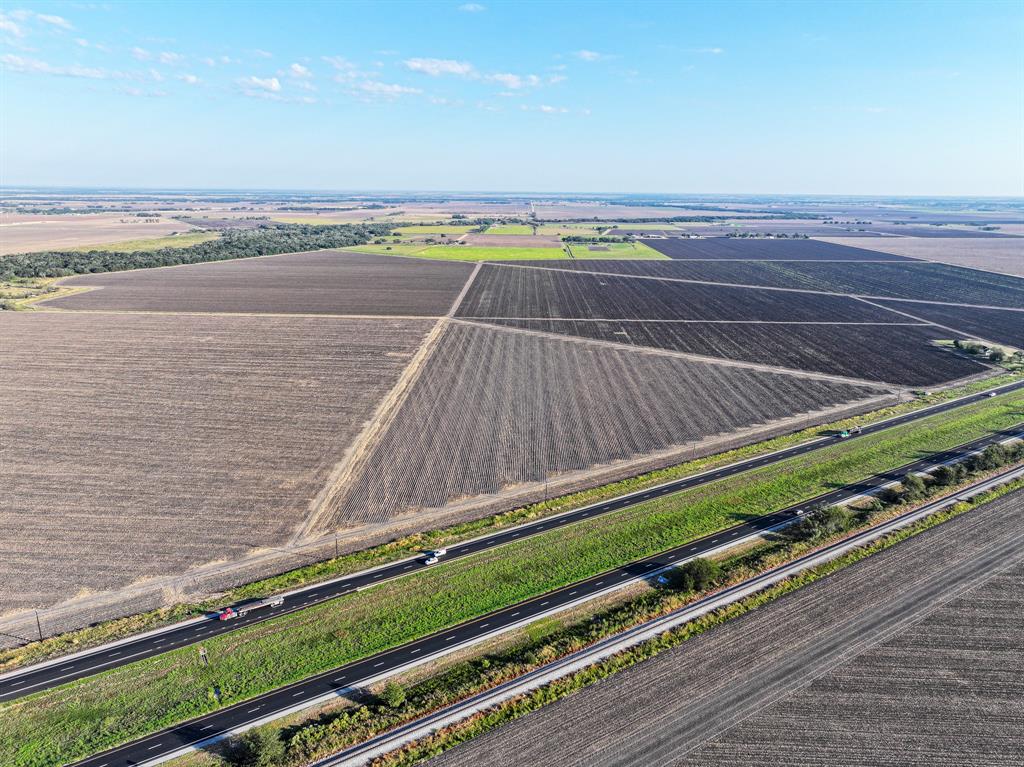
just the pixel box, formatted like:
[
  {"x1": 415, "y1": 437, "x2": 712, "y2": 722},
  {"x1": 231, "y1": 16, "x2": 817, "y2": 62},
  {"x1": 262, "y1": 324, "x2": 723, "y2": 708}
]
[
  {"x1": 179, "y1": 445, "x2": 1024, "y2": 767},
  {"x1": 2, "y1": 391, "x2": 1022, "y2": 767},
  {"x1": 1, "y1": 374, "x2": 1015, "y2": 675}
]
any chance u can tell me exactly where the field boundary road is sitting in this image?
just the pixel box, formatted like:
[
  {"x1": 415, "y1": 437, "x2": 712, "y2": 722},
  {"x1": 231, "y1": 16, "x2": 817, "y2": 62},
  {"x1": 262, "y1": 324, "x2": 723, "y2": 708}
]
[
  {"x1": 3, "y1": 378, "x2": 1021, "y2": 701},
  {"x1": 62, "y1": 430, "x2": 1023, "y2": 767}
]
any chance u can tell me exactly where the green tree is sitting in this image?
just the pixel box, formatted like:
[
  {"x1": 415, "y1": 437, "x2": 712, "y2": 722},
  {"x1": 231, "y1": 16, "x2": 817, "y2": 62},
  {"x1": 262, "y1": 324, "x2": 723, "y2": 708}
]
[
  {"x1": 381, "y1": 681, "x2": 407, "y2": 709},
  {"x1": 226, "y1": 727, "x2": 286, "y2": 767}
]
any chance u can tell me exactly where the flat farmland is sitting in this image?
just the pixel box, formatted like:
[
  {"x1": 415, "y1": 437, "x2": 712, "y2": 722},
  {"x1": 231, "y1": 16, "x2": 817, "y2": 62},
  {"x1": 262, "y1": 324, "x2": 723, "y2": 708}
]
[
  {"x1": 482, "y1": 319, "x2": 986, "y2": 386},
  {"x1": 338, "y1": 321, "x2": 885, "y2": 525},
  {"x1": 875, "y1": 300, "x2": 1024, "y2": 348},
  {"x1": 642, "y1": 237, "x2": 911, "y2": 260},
  {"x1": 0, "y1": 312, "x2": 434, "y2": 614},
  {"x1": 459, "y1": 234, "x2": 565, "y2": 248},
  {"x1": 455, "y1": 265, "x2": 903, "y2": 322},
  {"x1": 508, "y1": 259, "x2": 1024, "y2": 308},
  {"x1": 45, "y1": 250, "x2": 473, "y2": 315},
  {"x1": 0, "y1": 214, "x2": 198, "y2": 255},
  {"x1": 430, "y1": 488, "x2": 1024, "y2": 767},
  {"x1": 819, "y1": 236, "x2": 1024, "y2": 278}
]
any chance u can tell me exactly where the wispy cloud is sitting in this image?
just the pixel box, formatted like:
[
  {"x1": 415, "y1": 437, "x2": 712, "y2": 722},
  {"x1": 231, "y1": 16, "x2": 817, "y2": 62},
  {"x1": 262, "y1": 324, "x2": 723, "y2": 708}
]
[
  {"x1": 404, "y1": 57, "x2": 475, "y2": 77},
  {"x1": 690, "y1": 46, "x2": 724, "y2": 54},
  {"x1": 486, "y1": 72, "x2": 541, "y2": 89},
  {"x1": 36, "y1": 13, "x2": 73, "y2": 30},
  {"x1": 240, "y1": 75, "x2": 281, "y2": 92},
  {"x1": 521, "y1": 103, "x2": 570, "y2": 114},
  {"x1": 158, "y1": 51, "x2": 184, "y2": 65},
  {"x1": 252, "y1": 48, "x2": 273, "y2": 59},
  {"x1": 1, "y1": 53, "x2": 113, "y2": 79},
  {"x1": 0, "y1": 13, "x2": 25, "y2": 37},
  {"x1": 130, "y1": 46, "x2": 151, "y2": 61},
  {"x1": 357, "y1": 80, "x2": 421, "y2": 97},
  {"x1": 289, "y1": 62, "x2": 312, "y2": 78},
  {"x1": 574, "y1": 49, "x2": 604, "y2": 62},
  {"x1": 178, "y1": 73, "x2": 200, "y2": 85},
  {"x1": 458, "y1": 3, "x2": 486, "y2": 11},
  {"x1": 119, "y1": 85, "x2": 167, "y2": 98}
]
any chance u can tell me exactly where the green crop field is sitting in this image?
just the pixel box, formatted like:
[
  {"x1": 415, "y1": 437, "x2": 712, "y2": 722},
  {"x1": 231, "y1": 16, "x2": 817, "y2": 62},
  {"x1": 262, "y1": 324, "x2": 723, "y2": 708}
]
[
  {"x1": 69, "y1": 231, "x2": 220, "y2": 253},
  {"x1": 344, "y1": 244, "x2": 570, "y2": 260},
  {"x1": 3, "y1": 390, "x2": 1022, "y2": 767},
  {"x1": 486, "y1": 224, "x2": 535, "y2": 235},
  {"x1": 391, "y1": 225, "x2": 476, "y2": 235},
  {"x1": 564, "y1": 241, "x2": 667, "y2": 259}
]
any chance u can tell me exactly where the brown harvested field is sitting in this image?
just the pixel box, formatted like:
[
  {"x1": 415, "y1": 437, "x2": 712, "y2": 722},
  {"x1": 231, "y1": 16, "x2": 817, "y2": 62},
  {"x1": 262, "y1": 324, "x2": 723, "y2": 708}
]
[
  {"x1": 337, "y1": 321, "x2": 886, "y2": 526},
  {"x1": 533, "y1": 203, "x2": 739, "y2": 220},
  {"x1": 430, "y1": 488, "x2": 1024, "y2": 767},
  {"x1": 45, "y1": 250, "x2": 473, "y2": 316},
  {"x1": 0, "y1": 214, "x2": 198, "y2": 255},
  {"x1": 0, "y1": 312, "x2": 434, "y2": 614},
  {"x1": 482, "y1": 319, "x2": 987, "y2": 386},
  {"x1": 818, "y1": 236, "x2": 1024, "y2": 278},
  {"x1": 874, "y1": 300, "x2": 1024, "y2": 349},
  {"x1": 458, "y1": 234, "x2": 565, "y2": 248}
]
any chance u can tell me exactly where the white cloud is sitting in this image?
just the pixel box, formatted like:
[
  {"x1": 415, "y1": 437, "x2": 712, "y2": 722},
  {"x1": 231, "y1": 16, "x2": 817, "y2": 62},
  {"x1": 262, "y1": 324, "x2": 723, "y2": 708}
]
[
  {"x1": 690, "y1": 47, "x2": 723, "y2": 54},
  {"x1": 521, "y1": 103, "x2": 569, "y2": 114},
  {"x1": 149, "y1": 68, "x2": 164, "y2": 81},
  {"x1": 547, "y1": 74, "x2": 567, "y2": 84},
  {"x1": 241, "y1": 75, "x2": 281, "y2": 92},
  {"x1": 201, "y1": 56, "x2": 216, "y2": 66},
  {"x1": 356, "y1": 80, "x2": 422, "y2": 98},
  {"x1": 1, "y1": 13, "x2": 25, "y2": 37},
  {"x1": 131, "y1": 46, "x2": 151, "y2": 61},
  {"x1": 1, "y1": 53, "x2": 109, "y2": 79},
  {"x1": 36, "y1": 13, "x2": 72, "y2": 30},
  {"x1": 322, "y1": 55, "x2": 356, "y2": 71},
  {"x1": 403, "y1": 57, "x2": 475, "y2": 77},
  {"x1": 574, "y1": 49, "x2": 603, "y2": 61},
  {"x1": 253, "y1": 48, "x2": 273, "y2": 58},
  {"x1": 289, "y1": 62, "x2": 312, "y2": 78},
  {"x1": 178, "y1": 73, "x2": 200, "y2": 85},
  {"x1": 158, "y1": 51, "x2": 184, "y2": 65},
  {"x1": 486, "y1": 72, "x2": 542, "y2": 89},
  {"x1": 119, "y1": 85, "x2": 166, "y2": 98},
  {"x1": 459, "y1": 3, "x2": 486, "y2": 11}
]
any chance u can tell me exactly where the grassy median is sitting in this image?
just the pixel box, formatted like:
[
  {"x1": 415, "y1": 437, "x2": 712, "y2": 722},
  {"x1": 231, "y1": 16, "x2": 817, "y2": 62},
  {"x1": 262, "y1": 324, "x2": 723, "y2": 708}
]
[{"x1": 2, "y1": 389, "x2": 1022, "y2": 766}]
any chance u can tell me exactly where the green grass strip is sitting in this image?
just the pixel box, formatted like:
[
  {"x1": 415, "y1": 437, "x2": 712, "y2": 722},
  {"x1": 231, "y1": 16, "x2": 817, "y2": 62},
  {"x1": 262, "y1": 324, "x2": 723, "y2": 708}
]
[{"x1": 1, "y1": 391, "x2": 1022, "y2": 766}]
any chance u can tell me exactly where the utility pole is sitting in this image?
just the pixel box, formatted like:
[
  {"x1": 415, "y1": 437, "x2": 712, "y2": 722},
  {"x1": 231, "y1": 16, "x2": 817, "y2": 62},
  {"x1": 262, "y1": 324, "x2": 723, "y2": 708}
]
[
  {"x1": 35, "y1": 610, "x2": 43, "y2": 643},
  {"x1": 334, "y1": 533, "x2": 339, "y2": 560}
]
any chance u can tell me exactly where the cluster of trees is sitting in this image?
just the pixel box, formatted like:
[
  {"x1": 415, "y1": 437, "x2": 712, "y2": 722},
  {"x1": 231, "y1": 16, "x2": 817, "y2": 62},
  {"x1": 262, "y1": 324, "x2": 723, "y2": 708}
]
[
  {"x1": 953, "y1": 339, "x2": 1022, "y2": 365},
  {"x1": 790, "y1": 439, "x2": 1024, "y2": 545},
  {"x1": 0, "y1": 223, "x2": 396, "y2": 280},
  {"x1": 561, "y1": 236, "x2": 631, "y2": 243},
  {"x1": 725, "y1": 232, "x2": 811, "y2": 239}
]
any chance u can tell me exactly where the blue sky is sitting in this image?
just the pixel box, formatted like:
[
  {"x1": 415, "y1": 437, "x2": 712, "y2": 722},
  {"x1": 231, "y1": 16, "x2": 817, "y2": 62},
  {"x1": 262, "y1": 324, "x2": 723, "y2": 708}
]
[{"x1": 2, "y1": 1, "x2": 1022, "y2": 194}]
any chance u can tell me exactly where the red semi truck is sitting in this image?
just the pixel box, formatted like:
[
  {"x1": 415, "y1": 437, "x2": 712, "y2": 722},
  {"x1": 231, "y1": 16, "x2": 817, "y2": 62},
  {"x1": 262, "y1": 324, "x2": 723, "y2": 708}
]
[{"x1": 216, "y1": 595, "x2": 285, "y2": 621}]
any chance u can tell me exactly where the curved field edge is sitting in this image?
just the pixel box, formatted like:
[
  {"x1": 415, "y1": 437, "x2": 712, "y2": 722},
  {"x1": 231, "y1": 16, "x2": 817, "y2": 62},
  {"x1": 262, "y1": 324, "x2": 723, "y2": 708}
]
[
  {"x1": 1, "y1": 391, "x2": 1022, "y2": 766},
  {"x1": 371, "y1": 477, "x2": 1024, "y2": 767},
  {"x1": 0, "y1": 372, "x2": 1015, "y2": 674}
]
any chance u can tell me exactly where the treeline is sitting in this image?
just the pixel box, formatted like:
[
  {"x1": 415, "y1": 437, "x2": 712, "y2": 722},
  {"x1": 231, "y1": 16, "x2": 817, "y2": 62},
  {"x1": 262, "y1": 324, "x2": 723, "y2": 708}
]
[
  {"x1": 0, "y1": 224, "x2": 395, "y2": 280},
  {"x1": 562, "y1": 236, "x2": 631, "y2": 243}
]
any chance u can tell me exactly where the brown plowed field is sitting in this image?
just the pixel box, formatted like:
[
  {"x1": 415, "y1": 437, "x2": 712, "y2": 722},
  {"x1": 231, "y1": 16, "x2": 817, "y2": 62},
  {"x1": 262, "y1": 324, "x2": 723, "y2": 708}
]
[
  {"x1": 818, "y1": 236, "x2": 1024, "y2": 278},
  {"x1": 46, "y1": 250, "x2": 473, "y2": 316},
  {"x1": 455, "y1": 265, "x2": 902, "y2": 322},
  {"x1": 0, "y1": 312, "x2": 433, "y2": 614},
  {"x1": 875, "y1": 301, "x2": 1024, "y2": 348},
  {"x1": 339, "y1": 322, "x2": 884, "y2": 525},
  {"x1": 503, "y1": 259, "x2": 1024, "y2": 308},
  {"x1": 481, "y1": 318, "x2": 986, "y2": 386},
  {"x1": 642, "y1": 237, "x2": 910, "y2": 260}
]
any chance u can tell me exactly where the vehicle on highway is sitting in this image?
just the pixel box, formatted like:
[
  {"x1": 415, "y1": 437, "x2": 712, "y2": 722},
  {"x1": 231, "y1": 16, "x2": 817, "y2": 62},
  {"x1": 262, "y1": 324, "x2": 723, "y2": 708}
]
[
  {"x1": 837, "y1": 430, "x2": 851, "y2": 439},
  {"x1": 428, "y1": 548, "x2": 448, "y2": 557},
  {"x1": 423, "y1": 556, "x2": 440, "y2": 565},
  {"x1": 216, "y1": 596, "x2": 284, "y2": 621}
]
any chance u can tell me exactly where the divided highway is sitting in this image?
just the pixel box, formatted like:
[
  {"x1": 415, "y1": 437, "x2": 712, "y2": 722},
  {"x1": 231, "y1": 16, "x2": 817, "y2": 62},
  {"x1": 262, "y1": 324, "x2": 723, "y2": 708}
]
[
  {"x1": 2, "y1": 378, "x2": 1021, "y2": 707},
  {"x1": 67, "y1": 424, "x2": 1023, "y2": 767}
]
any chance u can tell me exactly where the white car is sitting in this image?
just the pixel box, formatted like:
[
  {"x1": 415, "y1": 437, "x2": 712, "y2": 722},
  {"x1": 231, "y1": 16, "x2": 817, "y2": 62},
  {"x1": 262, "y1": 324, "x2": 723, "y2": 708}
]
[{"x1": 424, "y1": 556, "x2": 440, "y2": 565}]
